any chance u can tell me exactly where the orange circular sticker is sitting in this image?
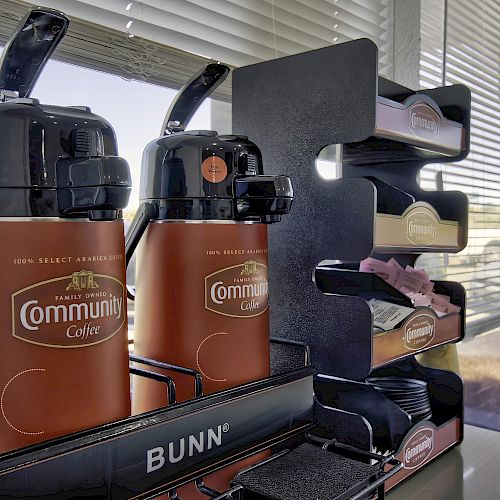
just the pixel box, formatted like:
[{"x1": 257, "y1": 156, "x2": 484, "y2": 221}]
[{"x1": 201, "y1": 155, "x2": 228, "y2": 183}]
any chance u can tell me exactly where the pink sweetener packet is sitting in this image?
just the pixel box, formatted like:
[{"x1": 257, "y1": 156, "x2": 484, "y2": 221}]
[
  {"x1": 413, "y1": 268, "x2": 429, "y2": 279},
  {"x1": 407, "y1": 292, "x2": 432, "y2": 307},
  {"x1": 386, "y1": 258, "x2": 404, "y2": 286},
  {"x1": 406, "y1": 266, "x2": 434, "y2": 295},
  {"x1": 359, "y1": 257, "x2": 398, "y2": 285},
  {"x1": 445, "y1": 302, "x2": 461, "y2": 314},
  {"x1": 430, "y1": 292, "x2": 452, "y2": 313},
  {"x1": 431, "y1": 303, "x2": 447, "y2": 313},
  {"x1": 394, "y1": 267, "x2": 424, "y2": 293},
  {"x1": 431, "y1": 301, "x2": 461, "y2": 315},
  {"x1": 419, "y1": 279, "x2": 434, "y2": 295},
  {"x1": 430, "y1": 292, "x2": 451, "y2": 306},
  {"x1": 388, "y1": 258, "x2": 404, "y2": 273},
  {"x1": 359, "y1": 257, "x2": 381, "y2": 273}
]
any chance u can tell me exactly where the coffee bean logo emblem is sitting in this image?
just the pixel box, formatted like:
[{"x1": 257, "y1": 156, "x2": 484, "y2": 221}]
[
  {"x1": 403, "y1": 427, "x2": 434, "y2": 469},
  {"x1": 404, "y1": 314, "x2": 436, "y2": 350},
  {"x1": 201, "y1": 155, "x2": 228, "y2": 183},
  {"x1": 406, "y1": 206, "x2": 438, "y2": 246},
  {"x1": 409, "y1": 103, "x2": 440, "y2": 139}
]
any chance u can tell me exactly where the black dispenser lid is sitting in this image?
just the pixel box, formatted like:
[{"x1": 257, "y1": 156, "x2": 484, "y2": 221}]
[
  {"x1": 0, "y1": 8, "x2": 69, "y2": 98},
  {"x1": 140, "y1": 64, "x2": 293, "y2": 222},
  {"x1": 0, "y1": 8, "x2": 131, "y2": 219}
]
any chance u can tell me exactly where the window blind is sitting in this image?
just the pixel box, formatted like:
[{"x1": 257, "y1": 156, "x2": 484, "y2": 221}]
[
  {"x1": 0, "y1": 0, "x2": 232, "y2": 100},
  {"x1": 419, "y1": 0, "x2": 500, "y2": 338},
  {"x1": 9, "y1": 0, "x2": 394, "y2": 84}
]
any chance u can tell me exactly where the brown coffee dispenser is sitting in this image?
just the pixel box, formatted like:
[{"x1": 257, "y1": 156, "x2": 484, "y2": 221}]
[
  {"x1": 126, "y1": 64, "x2": 292, "y2": 495},
  {"x1": 0, "y1": 8, "x2": 132, "y2": 454},
  {"x1": 127, "y1": 64, "x2": 293, "y2": 407}
]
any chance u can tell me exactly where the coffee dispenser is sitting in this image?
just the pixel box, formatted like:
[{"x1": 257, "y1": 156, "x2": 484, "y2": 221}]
[
  {"x1": 0, "y1": 8, "x2": 132, "y2": 453},
  {"x1": 126, "y1": 63, "x2": 293, "y2": 409}
]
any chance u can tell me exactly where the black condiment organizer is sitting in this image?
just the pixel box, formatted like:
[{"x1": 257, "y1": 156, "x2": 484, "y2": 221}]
[{"x1": 232, "y1": 38, "x2": 470, "y2": 489}]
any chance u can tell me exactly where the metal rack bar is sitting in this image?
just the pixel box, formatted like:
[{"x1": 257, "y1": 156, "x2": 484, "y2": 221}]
[
  {"x1": 130, "y1": 353, "x2": 204, "y2": 397},
  {"x1": 304, "y1": 433, "x2": 403, "y2": 500},
  {"x1": 270, "y1": 336, "x2": 312, "y2": 366},
  {"x1": 129, "y1": 365, "x2": 176, "y2": 404},
  {"x1": 212, "y1": 485, "x2": 243, "y2": 499},
  {"x1": 196, "y1": 478, "x2": 222, "y2": 497}
]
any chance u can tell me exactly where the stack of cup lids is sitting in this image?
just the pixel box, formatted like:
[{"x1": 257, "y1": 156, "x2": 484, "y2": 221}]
[{"x1": 366, "y1": 377, "x2": 432, "y2": 423}]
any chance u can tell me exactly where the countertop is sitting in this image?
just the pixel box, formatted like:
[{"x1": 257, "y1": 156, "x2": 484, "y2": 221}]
[{"x1": 388, "y1": 424, "x2": 500, "y2": 500}]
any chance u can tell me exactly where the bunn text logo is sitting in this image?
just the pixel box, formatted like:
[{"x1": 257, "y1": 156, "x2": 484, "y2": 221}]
[{"x1": 147, "y1": 423, "x2": 230, "y2": 473}]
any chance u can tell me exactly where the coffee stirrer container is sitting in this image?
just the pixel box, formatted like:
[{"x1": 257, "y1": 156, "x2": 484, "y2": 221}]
[
  {"x1": 126, "y1": 63, "x2": 293, "y2": 496},
  {"x1": 0, "y1": 8, "x2": 132, "y2": 454}
]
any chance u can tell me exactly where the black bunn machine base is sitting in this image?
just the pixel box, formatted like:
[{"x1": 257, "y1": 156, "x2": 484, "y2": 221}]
[
  {"x1": 0, "y1": 340, "x2": 401, "y2": 499},
  {"x1": 232, "y1": 38, "x2": 470, "y2": 490}
]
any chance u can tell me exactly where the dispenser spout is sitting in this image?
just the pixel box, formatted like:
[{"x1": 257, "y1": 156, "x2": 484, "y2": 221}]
[{"x1": 160, "y1": 62, "x2": 230, "y2": 136}]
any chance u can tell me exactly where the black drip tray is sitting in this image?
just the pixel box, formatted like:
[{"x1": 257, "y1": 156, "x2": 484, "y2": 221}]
[{"x1": 233, "y1": 443, "x2": 380, "y2": 500}]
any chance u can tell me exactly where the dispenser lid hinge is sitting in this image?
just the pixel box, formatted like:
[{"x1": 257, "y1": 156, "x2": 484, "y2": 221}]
[{"x1": 0, "y1": 89, "x2": 18, "y2": 102}]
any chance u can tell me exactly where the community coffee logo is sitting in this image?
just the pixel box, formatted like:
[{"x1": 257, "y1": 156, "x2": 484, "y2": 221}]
[
  {"x1": 11, "y1": 270, "x2": 125, "y2": 348},
  {"x1": 403, "y1": 427, "x2": 434, "y2": 469},
  {"x1": 404, "y1": 313, "x2": 436, "y2": 350},
  {"x1": 409, "y1": 102, "x2": 440, "y2": 140},
  {"x1": 205, "y1": 261, "x2": 269, "y2": 318},
  {"x1": 406, "y1": 205, "x2": 438, "y2": 246}
]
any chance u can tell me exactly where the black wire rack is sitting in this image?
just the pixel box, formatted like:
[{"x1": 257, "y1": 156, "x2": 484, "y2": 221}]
[{"x1": 0, "y1": 338, "x2": 401, "y2": 499}]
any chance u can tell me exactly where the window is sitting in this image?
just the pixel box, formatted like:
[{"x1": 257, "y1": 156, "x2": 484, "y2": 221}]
[
  {"x1": 419, "y1": 0, "x2": 500, "y2": 430},
  {"x1": 0, "y1": 0, "x2": 231, "y2": 99},
  {"x1": 7, "y1": 0, "x2": 394, "y2": 81}
]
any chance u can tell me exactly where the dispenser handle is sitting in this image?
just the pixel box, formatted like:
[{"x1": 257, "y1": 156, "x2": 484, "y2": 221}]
[
  {"x1": 160, "y1": 63, "x2": 230, "y2": 135},
  {"x1": 125, "y1": 202, "x2": 156, "y2": 300},
  {"x1": 0, "y1": 8, "x2": 69, "y2": 99}
]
